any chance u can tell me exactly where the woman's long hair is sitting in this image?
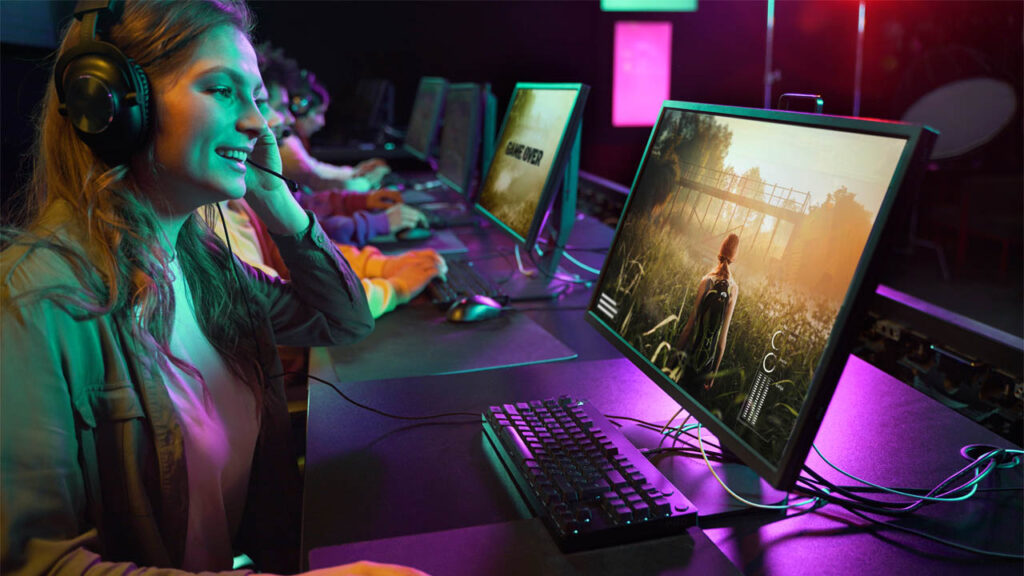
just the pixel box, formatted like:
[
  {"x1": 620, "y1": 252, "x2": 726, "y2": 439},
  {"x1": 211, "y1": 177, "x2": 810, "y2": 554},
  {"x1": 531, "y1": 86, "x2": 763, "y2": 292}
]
[
  {"x1": 3, "y1": 0, "x2": 266, "y2": 409},
  {"x1": 710, "y1": 233, "x2": 739, "y2": 281}
]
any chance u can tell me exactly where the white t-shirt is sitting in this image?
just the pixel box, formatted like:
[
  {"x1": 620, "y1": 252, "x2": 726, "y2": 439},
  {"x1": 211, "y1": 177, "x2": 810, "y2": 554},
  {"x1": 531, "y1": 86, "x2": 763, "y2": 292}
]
[{"x1": 163, "y1": 259, "x2": 260, "y2": 571}]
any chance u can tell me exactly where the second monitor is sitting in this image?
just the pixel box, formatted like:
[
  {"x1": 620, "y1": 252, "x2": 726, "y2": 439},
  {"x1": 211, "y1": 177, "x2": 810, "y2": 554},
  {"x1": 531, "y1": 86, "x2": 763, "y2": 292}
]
[
  {"x1": 404, "y1": 76, "x2": 448, "y2": 163},
  {"x1": 475, "y1": 82, "x2": 590, "y2": 300},
  {"x1": 436, "y1": 82, "x2": 497, "y2": 202}
]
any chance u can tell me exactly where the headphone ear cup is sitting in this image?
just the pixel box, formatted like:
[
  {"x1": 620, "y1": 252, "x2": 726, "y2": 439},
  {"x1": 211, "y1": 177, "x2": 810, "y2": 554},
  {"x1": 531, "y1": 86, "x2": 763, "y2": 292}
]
[
  {"x1": 290, "y1": 94, "x2": 314, "y2": 118},
  {"x1": 55, "y1": 41, "x2": 150, "y2": 166},
  {"x1": 125, "y1": 57, "x2": 151, "y2": 141}
]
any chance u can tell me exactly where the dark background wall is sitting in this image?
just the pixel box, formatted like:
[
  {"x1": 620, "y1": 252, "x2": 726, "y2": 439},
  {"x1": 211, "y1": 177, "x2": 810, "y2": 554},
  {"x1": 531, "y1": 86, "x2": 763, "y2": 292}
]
[
  {"x1": 243, "y1": 0, "x2": 1022, "y2": 184},
  {"x1": 4, "y1": 1, "x2": 1021, "y2": 190},
  {"x1": 248, "y1": 0, "x2": 769, "y2": 187},
  {"x1": 2, "y1": 0, "x2": 1021, "y2": 299}
]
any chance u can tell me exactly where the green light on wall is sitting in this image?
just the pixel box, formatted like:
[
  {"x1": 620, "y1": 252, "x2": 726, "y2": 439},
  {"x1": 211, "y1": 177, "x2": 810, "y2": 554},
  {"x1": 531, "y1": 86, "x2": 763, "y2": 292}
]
[{"x1": 601, "y1": 0, "x2": 697, "y2": 12}]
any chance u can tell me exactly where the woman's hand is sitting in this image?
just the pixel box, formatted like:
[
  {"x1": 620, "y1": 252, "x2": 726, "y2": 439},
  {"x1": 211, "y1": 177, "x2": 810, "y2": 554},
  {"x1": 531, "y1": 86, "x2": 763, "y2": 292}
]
[
  {"x1": 244, "y1": 122, "x2": 289, "y2": 200},
  {"x1": 366, "y1": 189, "x2": 404, "y2": 211},
  {"x1": 354, "y1": 158, "x2": 388, "y2": 176},
  {"x1": 385, "y1": 205, "x2": 428, "y2": 233},
  {"x1": 244, "y1": 123, "x2": 310, "y2": 235},
  {"x1": 380, "y1": 249, "x2": 447, "y2": 280},
  {"x1": 388, "y1": 256, "x2": 445, "y2": 301}
]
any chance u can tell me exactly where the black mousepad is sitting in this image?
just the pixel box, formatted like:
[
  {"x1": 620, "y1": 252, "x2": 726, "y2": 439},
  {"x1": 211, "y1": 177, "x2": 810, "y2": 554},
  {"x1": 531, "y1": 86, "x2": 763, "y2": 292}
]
[
  {"x1": 327, "y1": 304, "x2": 577, "y2": 382},
  {"x1": 309, "y1": 518, "x2": 740, "y2": 576},
  {"x1": 368, "y1": 228, "x2": 469, "y2": 255}
]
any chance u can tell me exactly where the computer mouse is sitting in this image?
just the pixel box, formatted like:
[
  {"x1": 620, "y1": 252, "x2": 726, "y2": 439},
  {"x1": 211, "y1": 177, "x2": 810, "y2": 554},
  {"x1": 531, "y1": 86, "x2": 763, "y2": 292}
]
[
  {"x1": 395, "y1": 226, "x2": 432, "y2": 241},
  {"x1": 446, "y1": 295, "x2": 504, "y2": 323}
]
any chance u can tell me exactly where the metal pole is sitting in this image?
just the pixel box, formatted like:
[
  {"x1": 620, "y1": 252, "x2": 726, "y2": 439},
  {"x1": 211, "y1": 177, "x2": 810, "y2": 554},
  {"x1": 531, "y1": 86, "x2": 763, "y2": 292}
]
[
  {"x1": 764, "y1": 0, "x2": 776, "y2": 108},
  {"x1": 853, "y1": 1, "x2": 866, "y2": 116}
]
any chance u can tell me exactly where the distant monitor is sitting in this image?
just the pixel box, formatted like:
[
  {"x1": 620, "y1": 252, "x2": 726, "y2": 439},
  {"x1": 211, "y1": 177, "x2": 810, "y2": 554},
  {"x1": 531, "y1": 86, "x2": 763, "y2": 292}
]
[
  {"x1": 477, "y1": 82, "x2": 589, "y2": 251},
  {"x1": 437, "y1": 83, "x2": 485, "y2": 198},
  {"x1": 405, "y1": 77, "x2": 448, "y2": 162},
  {"x1": 586, "y1": 101, "x2": 937, "y2": 489}
]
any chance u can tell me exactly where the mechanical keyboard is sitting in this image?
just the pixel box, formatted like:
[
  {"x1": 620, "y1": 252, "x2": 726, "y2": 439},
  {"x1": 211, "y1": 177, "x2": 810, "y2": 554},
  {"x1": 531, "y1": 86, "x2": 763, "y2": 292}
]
[
  {"x1": 483, "y1": 396, "x2": 698, "y2": 552},
  {"x1": 423, "y1": 205, "x2": 478, "y2": 229},
  {"x1": 382, "y1": 171, "x2": 442, "y2": 190},
  {"x1": 426, "y1": 259, "x2": 507, "y2": 307}
]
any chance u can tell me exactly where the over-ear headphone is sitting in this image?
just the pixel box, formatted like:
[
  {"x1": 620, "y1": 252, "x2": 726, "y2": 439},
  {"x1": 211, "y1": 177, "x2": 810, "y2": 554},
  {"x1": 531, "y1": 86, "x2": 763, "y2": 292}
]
[
  {"x1": 288, "y1": 69, "x2": 324, "y2": 118},
  {"x1": 54, "y1": 0, "x2": 151, "y2": 166},
  {"x1": 289, "y1": 94, "x2": 313, "y2": 118}
]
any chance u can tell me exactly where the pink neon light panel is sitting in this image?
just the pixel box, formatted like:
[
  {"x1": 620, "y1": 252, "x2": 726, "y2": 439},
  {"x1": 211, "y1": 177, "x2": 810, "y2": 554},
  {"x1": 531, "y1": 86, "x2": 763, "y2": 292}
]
[{"x1": 613, "y1": 22, "x2": 672, "y2": 127}]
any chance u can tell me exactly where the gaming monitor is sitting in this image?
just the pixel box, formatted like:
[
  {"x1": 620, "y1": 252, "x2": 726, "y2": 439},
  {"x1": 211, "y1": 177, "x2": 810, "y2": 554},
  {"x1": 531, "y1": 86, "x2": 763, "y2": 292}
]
[
  {"x1": 586, "y1": 101, "x2": 937, "y2": 489},
  {"x1": 476, "y1": 82, "x2": 589, "y2": 252},
  {"x1": 437, "y1": 83, "x2": 484, "y2": 197},
  {"x1": 404, "y1": 77, "x2": 448, "y2": 162}
]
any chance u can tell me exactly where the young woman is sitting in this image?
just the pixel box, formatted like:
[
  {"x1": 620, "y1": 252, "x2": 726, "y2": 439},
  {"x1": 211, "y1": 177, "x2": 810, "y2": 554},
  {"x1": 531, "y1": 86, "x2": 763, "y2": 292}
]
[
  {"x1": 675, "y1": 234, "x2": 741, "y2": 395},
  {"x1": 1, "y1": 2, "x2": 422, "y2": 575}
]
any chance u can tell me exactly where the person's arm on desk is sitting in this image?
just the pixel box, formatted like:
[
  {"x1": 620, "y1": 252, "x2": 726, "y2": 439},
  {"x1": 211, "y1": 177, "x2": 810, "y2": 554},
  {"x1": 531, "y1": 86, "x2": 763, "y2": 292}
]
[
  {"x1": 295, "y1": 188, "x2": 403, "y2": 219},
  {"x1": 279, "y1": 133, "x2": 356, "y2": 192},
  {"x1": 300, "y1": 203, "x2": 425, "y2": 248},
  {"x1": 337, "y1": 245, "x2": 446, "y2": 315},
  {"x1": 353, "y1": 158, "x2": 388, "y2": 177}
]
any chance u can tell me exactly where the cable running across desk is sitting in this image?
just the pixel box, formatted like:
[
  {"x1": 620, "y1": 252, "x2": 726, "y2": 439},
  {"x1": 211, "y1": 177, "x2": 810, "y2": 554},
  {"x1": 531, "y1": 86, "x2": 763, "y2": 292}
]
[
  {"x1": 606, "y1": 410, "x2": 1022, "y2": 558},
  {"x1": 283, "y1": 372, "x2": 479, "y2": 421}
]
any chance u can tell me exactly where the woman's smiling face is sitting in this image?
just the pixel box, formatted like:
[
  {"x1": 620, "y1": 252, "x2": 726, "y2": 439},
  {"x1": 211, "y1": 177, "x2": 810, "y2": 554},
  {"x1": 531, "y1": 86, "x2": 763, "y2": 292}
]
[{"x1": 146, "y1": 24, "x2": 268, "y2": 214}]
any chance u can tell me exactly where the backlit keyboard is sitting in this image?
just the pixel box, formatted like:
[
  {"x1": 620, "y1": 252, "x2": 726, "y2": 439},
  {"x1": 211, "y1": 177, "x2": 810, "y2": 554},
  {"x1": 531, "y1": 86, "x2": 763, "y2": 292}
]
[
  {"x1": 426, "y1": 259, "x2": 507, "y2": 308},
  {"x1": 424, "y1": 205, "x2": 478, "y2": 229},
  {"x1": 483, "y1": 396, "x2": 697, "y2": 552}
]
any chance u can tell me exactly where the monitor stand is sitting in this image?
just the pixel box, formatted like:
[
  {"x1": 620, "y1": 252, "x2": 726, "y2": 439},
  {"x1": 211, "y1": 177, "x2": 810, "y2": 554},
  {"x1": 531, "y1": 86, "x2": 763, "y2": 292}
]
[
  {"x1": 501, "y1": 125, "x2": 582, "y2": 302},
  {"x1": 500, "y1": 260, "x2": 577, "y2": 302},
  {"x1": 618, "y1": 416, "x2": 790, "y2": 525}
]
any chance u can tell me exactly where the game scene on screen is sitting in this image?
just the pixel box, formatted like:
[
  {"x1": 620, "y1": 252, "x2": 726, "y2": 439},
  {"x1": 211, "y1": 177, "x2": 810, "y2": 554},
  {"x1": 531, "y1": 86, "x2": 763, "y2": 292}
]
[
  {"x1": 593, "y1": 108, "x2": 907, "y2": 463},
  {"x1": 478, "y1": 88, "x2": 578, "y2": 238}
]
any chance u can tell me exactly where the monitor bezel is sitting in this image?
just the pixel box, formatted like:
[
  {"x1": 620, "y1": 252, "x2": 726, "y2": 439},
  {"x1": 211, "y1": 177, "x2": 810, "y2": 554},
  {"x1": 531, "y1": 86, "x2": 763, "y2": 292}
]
[
  {"x1": 584, "y1": 100, "x2": 937, "y2": 490},
  {"x1": 436, "y1": 83, "x2": 484, "y2": 197},
  {"x1": 475, "y1": 82, "x2": 589, "y2": 251},
  {"x1": 404, "y1": 76, "x2": 449, "y2": 162}
]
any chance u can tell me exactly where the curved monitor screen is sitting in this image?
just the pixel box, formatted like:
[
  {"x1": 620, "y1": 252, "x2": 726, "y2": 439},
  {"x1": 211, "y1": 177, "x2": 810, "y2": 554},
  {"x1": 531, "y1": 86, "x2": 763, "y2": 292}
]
[
  {"x1": 477, "y1": 85, "x2": 583, "y2": 242},
  {"x1": 587, "y1": 102, "x2": 934, "y2": 487}
]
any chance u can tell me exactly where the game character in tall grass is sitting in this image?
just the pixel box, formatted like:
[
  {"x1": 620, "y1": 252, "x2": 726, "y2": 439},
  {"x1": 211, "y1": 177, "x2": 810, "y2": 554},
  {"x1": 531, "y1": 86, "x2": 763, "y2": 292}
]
[{"x1": 675, "y1": 234, "x2": 740, "y2": 396}]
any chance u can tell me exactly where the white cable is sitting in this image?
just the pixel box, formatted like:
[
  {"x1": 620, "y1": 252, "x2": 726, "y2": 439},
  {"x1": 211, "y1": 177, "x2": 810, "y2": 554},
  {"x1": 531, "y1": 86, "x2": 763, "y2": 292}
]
[
  {"x1": 513, "y1": 244, "x2": 537, "y2": 277},
  {"x1": 697, "y1": 424, "x2": 818, "y2": 510},
  {"x1": 657, "y1": 407, "x2": 686, "y2": 450}
]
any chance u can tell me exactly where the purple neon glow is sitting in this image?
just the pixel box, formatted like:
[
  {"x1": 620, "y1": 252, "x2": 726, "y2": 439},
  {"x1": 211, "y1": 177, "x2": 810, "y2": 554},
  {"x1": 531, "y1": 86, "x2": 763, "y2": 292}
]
[{"x1": 613, "y1": 21, "x2": 672, "y2": 127}]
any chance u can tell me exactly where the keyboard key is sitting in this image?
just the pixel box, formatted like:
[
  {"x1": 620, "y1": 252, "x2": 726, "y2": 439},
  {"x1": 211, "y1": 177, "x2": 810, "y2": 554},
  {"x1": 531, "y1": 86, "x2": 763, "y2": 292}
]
[{"x1": 606, "y1": 469, "x2": 628, "y2": 489}]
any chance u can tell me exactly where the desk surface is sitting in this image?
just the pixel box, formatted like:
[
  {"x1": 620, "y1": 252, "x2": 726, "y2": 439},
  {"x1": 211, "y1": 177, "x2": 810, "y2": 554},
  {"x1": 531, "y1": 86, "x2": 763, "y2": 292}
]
[{"x1": 302, "y1": 215, "x2": 1022, "y2": 574}]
